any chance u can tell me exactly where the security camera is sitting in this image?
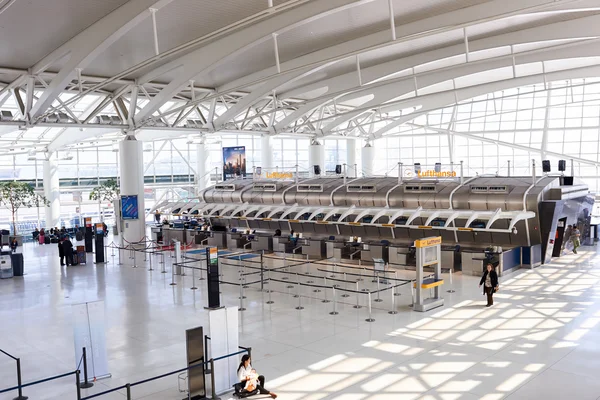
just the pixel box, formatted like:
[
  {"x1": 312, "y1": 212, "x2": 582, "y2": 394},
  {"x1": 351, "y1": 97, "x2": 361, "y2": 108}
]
[{"x1": 512, "y1": 227, "x2": 518, "y2": 235}]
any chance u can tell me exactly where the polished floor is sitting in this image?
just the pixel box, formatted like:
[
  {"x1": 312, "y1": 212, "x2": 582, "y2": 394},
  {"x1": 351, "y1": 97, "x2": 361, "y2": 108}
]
[{"x1": 1, "y1": 238, "x2": 600, "y2": 400}]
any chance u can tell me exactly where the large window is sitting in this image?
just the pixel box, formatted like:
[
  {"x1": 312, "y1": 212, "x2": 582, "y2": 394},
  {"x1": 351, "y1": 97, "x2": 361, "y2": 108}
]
[{"x1": 374, "y1": 78, "x2": 600, "y2": 192}]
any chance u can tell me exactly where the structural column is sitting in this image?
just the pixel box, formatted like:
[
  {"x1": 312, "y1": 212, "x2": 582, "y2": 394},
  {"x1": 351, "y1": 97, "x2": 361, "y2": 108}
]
[
  {"x1": 361, "y1": 142, "x2": 375, "y2": 177},
  {"x1": 119, "y1": 135, "x2": 146, "y2": 251},
  {"x1": 43, "y1": 152, "x2": 60, "y2": 228},
  {"x1": 346, "y1": 138, "x2": 357, "y2": 177},
  {"x1": 260, "y1": 135, "x2": 273, "y2": 174},
  {"x1": 196, "y1": 141, "x2": 209, "y2": 193},
  {"x1": 308, "y1": 139, "x2": 325, "y2": 177}
]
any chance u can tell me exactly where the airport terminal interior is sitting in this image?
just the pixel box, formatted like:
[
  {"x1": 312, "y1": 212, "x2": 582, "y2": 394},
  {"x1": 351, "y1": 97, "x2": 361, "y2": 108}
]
[{"x1": 3, "y1": 0, "x2": 600, "y2": 399}]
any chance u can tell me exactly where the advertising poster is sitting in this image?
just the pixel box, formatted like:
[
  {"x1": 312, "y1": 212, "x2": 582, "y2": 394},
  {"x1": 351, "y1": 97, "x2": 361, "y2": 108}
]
[
  {"x1": 121, "y1": 195, "x2": 139, "y2": 220},
  {"x1": 222, "y1": 146, "x2": 246, "y2": 180}
]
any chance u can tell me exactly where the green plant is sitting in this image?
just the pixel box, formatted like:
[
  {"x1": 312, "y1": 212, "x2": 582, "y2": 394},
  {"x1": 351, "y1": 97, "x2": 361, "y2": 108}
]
[
  {"x1": 0, "y1": 181, "x2": 49, "y2": 234},
  {"x1": 89, "y1": 179, "x2": 120, "y2": 202}
]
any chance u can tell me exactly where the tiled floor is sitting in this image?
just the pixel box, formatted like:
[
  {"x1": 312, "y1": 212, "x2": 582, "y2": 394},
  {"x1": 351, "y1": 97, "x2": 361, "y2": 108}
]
[{"x1": 1, "y1": 238, "x2": 600, "y2": 399}]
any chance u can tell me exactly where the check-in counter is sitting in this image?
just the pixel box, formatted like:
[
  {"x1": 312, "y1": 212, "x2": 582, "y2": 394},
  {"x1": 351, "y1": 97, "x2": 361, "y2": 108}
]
[
  {"x1": 194, "y1": 231, "x2": 209, "y2": 245},
  {"x1": 364, "y1": 242, "x2": 388, "y2": 263},
  {"x1": 342, "y1": 242, "x2": 362, "y2": 260},
  {"x1": 388, "y1": 246, "x2": 410, "y2": 267},
  {"x1": 302, "y1": 238, "x2": 326, "y2": 258},
  {"x1": 251, "y1": 235, "x2": 273, "y2": 252},
  {"x1": 461, "y1": 250, "x2": 487, "y2": 276},
  {"x1": 273, "y1": 236, "x2": 288, "y2": 252},
  {"x1": 441, "y1": 246, "x2": 458, "y2": 271},
  {"x1": 227, "y1": 232, "x2": 249, "y2": 249},
  {"x1": 326, "y1": 240, "x2": 345, "y2": 259},
  {"x1": 163, "y1": 228, "x2": 187, "y2": 244},
  {"x1": 207, "y1": 231, "x2": 226, "y2": 248}
]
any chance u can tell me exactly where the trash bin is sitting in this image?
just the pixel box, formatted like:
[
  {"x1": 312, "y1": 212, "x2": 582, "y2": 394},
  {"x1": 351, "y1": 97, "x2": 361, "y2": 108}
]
[
  {"x1": 0, "y1": 253, "x2": 12, "y2": 279},
  {"x1": 10, "y1": 253, "x2": 23, "y2": 276}
]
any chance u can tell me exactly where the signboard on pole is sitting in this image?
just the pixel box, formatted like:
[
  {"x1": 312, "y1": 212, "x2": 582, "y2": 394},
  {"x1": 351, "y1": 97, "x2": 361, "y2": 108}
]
[
  {"x1": 72, "y1": 301, "x2": 111, "y2": 382},
  {"x1": 209, "y1": 307, "x2": 239, "y2": 394},
  {"x1": 222, "y1": 146, "x2": 246, "y2": 180}
]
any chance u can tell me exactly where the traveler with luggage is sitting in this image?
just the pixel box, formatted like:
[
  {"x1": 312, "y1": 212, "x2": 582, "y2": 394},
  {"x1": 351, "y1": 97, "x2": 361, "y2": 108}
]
[{"x1": 63, "y1": 237, "x2": 74, "y2": 266}]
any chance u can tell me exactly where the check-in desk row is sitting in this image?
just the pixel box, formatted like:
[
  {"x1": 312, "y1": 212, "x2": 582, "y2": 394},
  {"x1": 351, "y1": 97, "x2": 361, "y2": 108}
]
[{"x1": 326, "y1": 240, "x2": 389, "y2": 262}]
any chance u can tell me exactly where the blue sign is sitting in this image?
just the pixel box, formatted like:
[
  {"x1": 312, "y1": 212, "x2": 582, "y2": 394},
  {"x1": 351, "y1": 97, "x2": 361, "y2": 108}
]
[{"x1": 121, "y1": 195, "x2": 139, "y2": 220}]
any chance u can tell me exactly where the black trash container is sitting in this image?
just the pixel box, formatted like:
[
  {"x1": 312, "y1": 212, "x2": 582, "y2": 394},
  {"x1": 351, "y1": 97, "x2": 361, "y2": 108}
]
[{"x1": 11, "y1": 253, "x2": 24, "y2": 276}]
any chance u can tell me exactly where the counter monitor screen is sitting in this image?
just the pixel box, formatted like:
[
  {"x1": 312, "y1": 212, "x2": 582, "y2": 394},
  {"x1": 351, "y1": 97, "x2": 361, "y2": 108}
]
[
  {"x1": 298, "y1": 233, "x2": 303, "y2": 238},
  {"x1": 357, "y1": 237, "x2": 362, "y2": 243}
]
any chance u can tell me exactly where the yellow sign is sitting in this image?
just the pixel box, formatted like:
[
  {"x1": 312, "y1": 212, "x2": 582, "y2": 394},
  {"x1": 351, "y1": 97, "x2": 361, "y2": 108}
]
[
  {"x1": 266, "y1": 172, "x2": 293, "y2": 179},
  {"x1": 414, "y1": 236, "x2": 442, "y2": 248},
  {"x1": 417, "y1": 170, "x2": 456, "y2": 178}
]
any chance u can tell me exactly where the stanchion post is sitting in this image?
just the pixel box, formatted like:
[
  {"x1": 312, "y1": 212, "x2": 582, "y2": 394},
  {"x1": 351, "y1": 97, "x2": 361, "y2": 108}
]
[
  {"x1": 330, "y1": 287, "x2": 339, "y2": 315},
  {"x1": 75, "y1": 370, "x2": 81, "y2": 400},
  {"x1": 394, "y1": 271, "x2": 401, "y2": 296},
  {"x1": 126, "y1": 383, "x2": 131, "y2": 400},
  {"x1": 161, "y1": 252, "x2": 167, "y2": 274},
  {"x1": 191, "y1": 266, "x2": 198, "y2": 290},
  {"x1": 14, "y1": 358, "x2": 28, "y2": 400},
  {"x1": 295, "y1": 280, "x2": 304, "y2": 310},
  {"x1": 447, "y1": 269, "x2": 456, "y2": 293},
  {"x1": 79, "y1": 347, "x2": 94, "y2": 389},
  {"x1": 353, "y1": 281, "x2": 362, "y2": 309},
  {"x1": 293, "y1": 273, "x2": 300, "y2": 298},
  {"x1": 169, "y1": 260, "x2": 177, "y2": 286},
  {"x1": 374, "y1": 272, "x2": 383, "y2": 302},
  {"x1": 365, "y1": 292, "x2": 375, "y2": 322},
  {"x1": 322, "y1": 277, "x2": 330, "y2": 303},
  {"x1": 266, "y1": 268, "x2": 274, "y2": 304},
  {"x1": 210, "y1": 359, "x2": 218, "y2": 400},
  {"x1": 148, "y1": 250, "x2": 154, "y2": 271},
  {"x1": 238, "y1": 281, "x2": 246, "y2": 311},
  {"x1": 388, "y1": 284, "x2": 398, "y2": 315}
]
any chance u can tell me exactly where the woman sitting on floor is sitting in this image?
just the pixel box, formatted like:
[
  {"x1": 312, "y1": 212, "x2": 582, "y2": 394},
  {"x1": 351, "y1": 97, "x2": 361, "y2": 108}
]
[{"x1": 235, "y1": 354, "x2": 277, "y2": 399}]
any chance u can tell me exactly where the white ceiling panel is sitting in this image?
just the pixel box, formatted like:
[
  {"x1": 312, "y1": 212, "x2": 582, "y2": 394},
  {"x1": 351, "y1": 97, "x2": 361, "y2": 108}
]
[{"x1": 0, "y1": 0, "x2": 129, "y2": 69}]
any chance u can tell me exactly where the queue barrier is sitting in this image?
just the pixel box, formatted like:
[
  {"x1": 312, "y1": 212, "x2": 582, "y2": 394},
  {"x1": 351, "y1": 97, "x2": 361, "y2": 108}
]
[
  {"x1": 81, "y1": 347, "x2": 251, "y2": 400},
  {"x1": 0, "y1": 347, "x2": 92, "y2": 400}
]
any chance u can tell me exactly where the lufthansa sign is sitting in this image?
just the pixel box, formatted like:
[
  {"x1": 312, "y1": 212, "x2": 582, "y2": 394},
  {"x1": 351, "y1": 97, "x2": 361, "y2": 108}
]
[
  {"x1": 266, "y1": 172, "x2": 293, "y2": 179},
  {"x1": 414, "y1": 236, "x2": 442, "y2": 248}
]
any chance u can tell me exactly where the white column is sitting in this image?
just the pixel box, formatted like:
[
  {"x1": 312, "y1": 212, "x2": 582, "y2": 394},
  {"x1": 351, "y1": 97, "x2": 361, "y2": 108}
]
[
  {"x1": 43, "y1": 152, "x2": 61, "y2": 228},
  {"x1": 308, "y1": 140, "x2": 325, "y2": 177},
  {"x1": 196, "y1": 141, "x2": 209, "y2": 193},
  {"x1": 119, "y1": 136, "x2": 146, "y2": 250},
  {"x1": 361, "y1": 142, "x2": 375, "y2": 177},
  {"x1": 346, "y1": 138, "x2": 357, "y2": 177},
  {"x1": 260, "y1": 135, "x2": 273, "y2": 173}
]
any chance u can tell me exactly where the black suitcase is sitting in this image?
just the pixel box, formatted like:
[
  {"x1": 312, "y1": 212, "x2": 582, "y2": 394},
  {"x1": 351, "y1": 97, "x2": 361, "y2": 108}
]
[{"x1": 44, "y1": 236, "x2": 50, "y2": 244}]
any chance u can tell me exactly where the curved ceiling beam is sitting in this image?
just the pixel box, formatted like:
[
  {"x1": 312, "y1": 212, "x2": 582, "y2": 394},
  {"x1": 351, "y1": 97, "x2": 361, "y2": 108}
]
[
  {"x1": 225, "y1": 0, "x2": 575, "y2": 94},
  {"x1": 371, "y1": 51, "x2": 600, "y2": 138},
  {"x1": 29, "y1": 0, "x2": 174, "y2": 121},
  {"x1": 209, "y1": 67, "x2": 328, "y2": 131},
  {"x1": 278, "y1": 14, "x2": 600, "y2": 134},
  {"x1": 133, "y1": 0, "x2": 377, "y2": 124}
]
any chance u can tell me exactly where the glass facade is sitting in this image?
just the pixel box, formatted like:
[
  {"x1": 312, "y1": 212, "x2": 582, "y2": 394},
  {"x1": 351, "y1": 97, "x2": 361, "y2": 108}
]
[{"x1": 373, "y1": 78, "x2": 600, "y2": 192}]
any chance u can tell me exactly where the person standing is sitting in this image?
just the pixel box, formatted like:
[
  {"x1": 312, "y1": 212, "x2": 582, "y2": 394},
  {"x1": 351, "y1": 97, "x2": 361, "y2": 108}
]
[
  {"x1": 479, "y1": 263, "x2": 499, "y2": 307},
  {"x1": 154, "y1": 210, "x2": 161, "y2": 224},
  {"x1": 10, "y1": 238, "x2": 18, "y2": 253},
  {"x1": 63, "y1": 237, "x2": 74, "y2": 266},
  {"x1": 58, "y1": 238, "x2": 65, "y2": 266},
  {"x1": 571, "y1": 225, "x2": 581, "y2": 254}
]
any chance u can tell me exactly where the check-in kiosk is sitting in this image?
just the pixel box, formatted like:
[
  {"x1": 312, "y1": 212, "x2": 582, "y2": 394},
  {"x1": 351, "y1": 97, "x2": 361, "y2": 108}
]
[{"x1": 413, "y1": 236, "x2": 444, "y2": 312}]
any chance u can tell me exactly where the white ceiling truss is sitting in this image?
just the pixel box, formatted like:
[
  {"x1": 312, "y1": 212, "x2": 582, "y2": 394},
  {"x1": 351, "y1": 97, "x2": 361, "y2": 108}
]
[{"x1": 0, "y1": 0, "x2": 600, "y2": 154}]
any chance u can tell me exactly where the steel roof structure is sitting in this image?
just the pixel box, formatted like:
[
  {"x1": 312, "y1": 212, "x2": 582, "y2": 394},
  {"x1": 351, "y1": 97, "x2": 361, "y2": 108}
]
[{"x1": 1, "y1": 0, "x2": 599, "y2": 155}]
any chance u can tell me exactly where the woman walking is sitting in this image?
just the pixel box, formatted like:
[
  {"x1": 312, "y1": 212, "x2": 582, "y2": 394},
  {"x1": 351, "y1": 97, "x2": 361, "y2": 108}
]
[{"x1": 479, "y1": 263, "x2": 499, "y2": 307}]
